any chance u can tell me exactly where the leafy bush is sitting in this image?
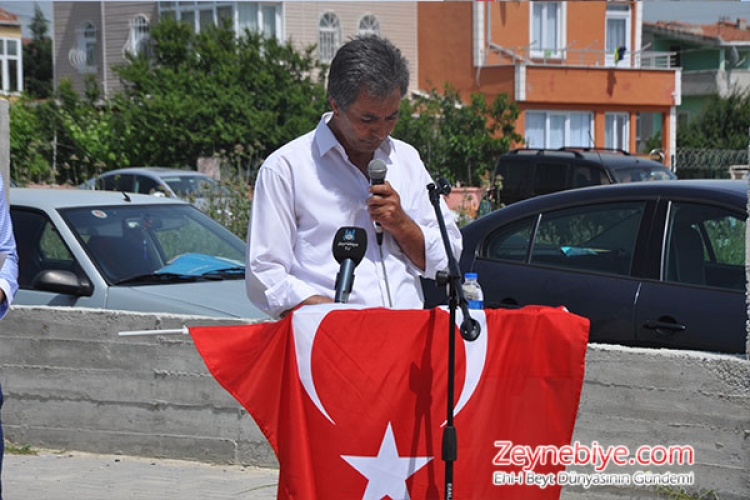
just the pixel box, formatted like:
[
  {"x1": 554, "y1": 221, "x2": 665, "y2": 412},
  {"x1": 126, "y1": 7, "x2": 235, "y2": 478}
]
[{"x1": 394, "y1": 84, "x2": 522, "y2": 186}]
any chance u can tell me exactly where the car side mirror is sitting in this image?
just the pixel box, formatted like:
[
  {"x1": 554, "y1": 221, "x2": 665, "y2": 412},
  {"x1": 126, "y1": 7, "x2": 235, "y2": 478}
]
[{"x1": 32, "y1": 270, "x2": 94, "y2": 297}]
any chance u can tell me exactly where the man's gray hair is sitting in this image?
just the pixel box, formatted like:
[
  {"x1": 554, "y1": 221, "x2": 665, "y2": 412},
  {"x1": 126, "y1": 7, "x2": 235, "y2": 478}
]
[{"x1": 327, "y1": 35, "x2": 410, "y2": 112}]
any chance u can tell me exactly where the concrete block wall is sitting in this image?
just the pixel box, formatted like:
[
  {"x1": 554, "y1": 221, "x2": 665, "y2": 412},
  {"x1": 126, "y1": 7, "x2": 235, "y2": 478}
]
[
  {"x1": 562, "y1": 345, "x2": 749, "y2": 500},
  {"x1": 0, "y1": 306, "x2": 277, "y2": 467},
  {"x1": 0, "y1": 306, "x2": 748, "y2": 499}
]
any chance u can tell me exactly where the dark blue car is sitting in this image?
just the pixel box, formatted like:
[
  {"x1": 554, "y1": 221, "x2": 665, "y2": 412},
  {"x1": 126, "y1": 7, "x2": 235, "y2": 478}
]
[{"x1": 426, "y1": 180, "x2": 747, "y2": 354}]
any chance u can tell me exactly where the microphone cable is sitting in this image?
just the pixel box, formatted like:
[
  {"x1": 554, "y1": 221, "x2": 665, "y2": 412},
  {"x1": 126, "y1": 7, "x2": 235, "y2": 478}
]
[
  {"x1": 378, "y1": 243, "x2": 394, "y2": 308},
  {"x1": 367, "y1": 159, "x2": 392, "y2": 306}
]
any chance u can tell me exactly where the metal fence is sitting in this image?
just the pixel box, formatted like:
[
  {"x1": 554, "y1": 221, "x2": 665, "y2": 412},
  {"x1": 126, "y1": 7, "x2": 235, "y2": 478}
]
[{"x1": 673, "y1": 148, "x2": 750, "y2": 179}]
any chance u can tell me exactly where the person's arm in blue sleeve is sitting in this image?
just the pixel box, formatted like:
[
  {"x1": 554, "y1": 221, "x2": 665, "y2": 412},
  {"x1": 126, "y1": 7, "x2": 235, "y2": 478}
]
[{"x1": 0, "y1": 175, "x2": 19, "y2": 320}]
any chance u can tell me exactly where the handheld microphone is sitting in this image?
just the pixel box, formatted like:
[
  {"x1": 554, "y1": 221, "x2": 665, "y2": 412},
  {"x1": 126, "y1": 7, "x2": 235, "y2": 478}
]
[
  {"x1": 367, "y1": 159, "x2": 388, "y2": 245},
  {"x1": 332, "y1": 227, "x2": 368, "y2": 303}
]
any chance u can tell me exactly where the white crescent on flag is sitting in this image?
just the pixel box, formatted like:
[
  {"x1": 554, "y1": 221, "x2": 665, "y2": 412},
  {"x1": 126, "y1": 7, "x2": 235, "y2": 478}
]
[
  {"x1": 450, "y1": 307, "x2": 488, "y2": 419},
  {"x1": 292, "y1": 304, "x2": 488, "y2": 424}
]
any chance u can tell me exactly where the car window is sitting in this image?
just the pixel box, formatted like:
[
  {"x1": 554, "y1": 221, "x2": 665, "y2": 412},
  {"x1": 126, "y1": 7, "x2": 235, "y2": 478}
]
[
  {"x1": 154, "y1": 216, "x2": 241, "y2": 262},
  {"x1": 534, "y1": 161, "x2": 570, "y2": 197},
  {"x1": 162, "y1": 175, "x2": 217, "y2": 197},
  {"x1": 99, "y1": 173, "x2": 135, "y2": 192},
  {"x1": 530, "y1": 202, "x2": 645, "y2": 276},
  {"x1": 495, "y1": 160, "x2": 532, "y2": 206},
  {"x1": 134, "y1": 175, "x2": 163, "y2": 195},
  {"x1": 10, "y1": 209, "x2": 82, "y2": 288},
  {"x1": 483, "y1": 217, "x2": 536, "y2": 262},
  {"x1": 613, "y1": 167, "x2": 676, "y2": 183},
  {"x1": 573, "y1": 165, "x2": 609, "y2": 188},
  {"x1": 62, "y1": 204, "x2": 245, "y2": 283},
  {"x1": 664, "y1": 202, "x2": 745, "y2": 290}
]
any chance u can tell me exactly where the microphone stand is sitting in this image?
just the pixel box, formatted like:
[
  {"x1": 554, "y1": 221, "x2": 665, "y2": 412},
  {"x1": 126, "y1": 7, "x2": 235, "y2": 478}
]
[{"x1": 427, "y1": 178, "x2": 480, "y2": 500}]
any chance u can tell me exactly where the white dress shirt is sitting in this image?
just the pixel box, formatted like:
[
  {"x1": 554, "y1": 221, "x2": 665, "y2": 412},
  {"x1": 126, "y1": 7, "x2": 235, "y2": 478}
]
[{"x1": 246, "y1": 113, "x2": 462, "y2": 318}]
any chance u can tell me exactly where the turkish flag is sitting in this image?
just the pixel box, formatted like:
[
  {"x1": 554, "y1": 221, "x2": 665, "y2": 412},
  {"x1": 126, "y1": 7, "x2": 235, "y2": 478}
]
[{"x1": 190, "y1": 304, "x2": 589, "y2": 499}]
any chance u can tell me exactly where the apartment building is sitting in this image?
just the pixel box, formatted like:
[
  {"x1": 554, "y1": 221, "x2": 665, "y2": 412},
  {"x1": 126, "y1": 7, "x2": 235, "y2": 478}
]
[
  {"x1": 644, "y1": 16, "x2": 750, "y2": 125},
  {"x1": 52, "y1": 1, "x2": 680, "y2": 165},
  {"x1": 0, "y1": 6, "x2": 23, "y2": 96},
  {"x1": 52, "y1": 1, "x2": 417, "y2": 97},
  {"x1": 418, "y1": 1, "x2": 680, "y2": 163}
]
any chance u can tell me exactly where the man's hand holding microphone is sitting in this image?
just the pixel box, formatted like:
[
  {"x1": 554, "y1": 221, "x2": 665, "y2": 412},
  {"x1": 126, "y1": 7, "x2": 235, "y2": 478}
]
[{"x1": 366, "y1": 159, "x2": 427, "y2": 271}]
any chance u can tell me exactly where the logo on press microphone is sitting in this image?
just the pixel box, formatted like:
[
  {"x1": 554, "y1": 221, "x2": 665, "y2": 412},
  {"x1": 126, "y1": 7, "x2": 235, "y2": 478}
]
[
  {"x1": 333, "y1": 227, "x2": 367, "y2": 263},
  {"x1": 337, "y1": 229, "x2": 360, "y2": 252}
]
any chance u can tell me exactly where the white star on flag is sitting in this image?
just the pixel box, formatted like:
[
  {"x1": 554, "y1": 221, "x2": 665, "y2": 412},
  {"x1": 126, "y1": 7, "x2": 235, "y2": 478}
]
[{"x1": 342, "y1": 422, "x2": 433, "y2": 500}]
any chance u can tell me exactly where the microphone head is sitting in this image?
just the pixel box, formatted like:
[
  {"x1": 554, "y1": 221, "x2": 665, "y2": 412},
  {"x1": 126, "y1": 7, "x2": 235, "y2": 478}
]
[
  {"x1": 367, "y1": 159, "x2": 387, "y2": 184},
  {"x1": 332, "y1": 227, "x2": 367, "y2": 265}
]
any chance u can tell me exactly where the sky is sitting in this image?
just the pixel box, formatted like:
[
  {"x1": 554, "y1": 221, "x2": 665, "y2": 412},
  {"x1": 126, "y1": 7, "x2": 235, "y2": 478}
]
[
  {"x1": 642, "y1": 1, "x2": 750, "y2": 24},
  {"x1": 0, "y1": 1, "x2": 52, "y2": 38}
]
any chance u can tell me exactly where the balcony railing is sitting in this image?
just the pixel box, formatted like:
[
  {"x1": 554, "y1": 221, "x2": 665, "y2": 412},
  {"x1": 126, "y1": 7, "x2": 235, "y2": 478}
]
[{"x1": 487, "y1": 43, "x2": 677, "y2": 70}]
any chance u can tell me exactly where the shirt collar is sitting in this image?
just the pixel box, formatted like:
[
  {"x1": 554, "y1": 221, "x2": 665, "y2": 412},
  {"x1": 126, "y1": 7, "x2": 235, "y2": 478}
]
[{"x1": 314, "y1": 112, "x2": 393, "y2": 160}]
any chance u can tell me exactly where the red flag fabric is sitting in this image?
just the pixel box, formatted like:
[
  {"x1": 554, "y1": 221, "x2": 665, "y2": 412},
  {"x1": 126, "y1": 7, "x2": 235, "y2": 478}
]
[{"x1": 190, "y1": 304, "x2": 589, "y2": 499}]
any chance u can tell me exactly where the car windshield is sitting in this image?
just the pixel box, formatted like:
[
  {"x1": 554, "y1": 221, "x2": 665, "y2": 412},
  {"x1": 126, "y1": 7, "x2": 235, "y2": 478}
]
[
  {"x1": 162, "y1": 175, "x2": 220, "y2": 197},
  {"x1": 60, "y1": 204, "x2": 245, "y2": 285}
]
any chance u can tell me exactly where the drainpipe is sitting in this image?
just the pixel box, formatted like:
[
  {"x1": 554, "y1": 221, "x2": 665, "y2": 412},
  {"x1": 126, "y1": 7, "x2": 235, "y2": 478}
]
[
  {"x1": 473, "y1": 1, "x2": 486, "y2": 87},
  {"x1": 100, "y1": 1, "x2": 108, "y2": 98}
]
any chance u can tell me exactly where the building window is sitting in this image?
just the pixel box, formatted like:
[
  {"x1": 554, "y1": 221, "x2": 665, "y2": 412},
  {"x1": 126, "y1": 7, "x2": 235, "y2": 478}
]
[
  {"x1": 606, "y1": 4, "x2": 631, "y2": 67},
  {"x1": 319, "y1": 12, "x2": 341, "y2": 63},
  {"x1": 83, "y1": 22, "x2": 97, "y2": 66},
  {"x1": 236, "y1": 3, "x2": 279, "y2": 38},
  {"x1": 0, "y1": 38, "x2": 21, "y2": 94},
  {"x1": 605, "y1": 113, "x2": 629, "y2": 151},
  {"x1": 358, "y1": 14, "x2": 380, "y2": 37},
  {"x1": 69, "y1": 21, "x2": 97, "y2": 73},
  {"x1": 530, "y1": 1, "x2": 564, "y2": 59},
  {"x1": 125, "y1": 15, "x2": 151, "y2": 58},
  {"x1": 669, "y1": 45, "x2": 682, "y2": 68},
  {"x1": 158, "y1": 2, "x2": 281, "y2": 38},
  {"x1": 525, "y1": 111, "x2": 593, "y2": 149}
]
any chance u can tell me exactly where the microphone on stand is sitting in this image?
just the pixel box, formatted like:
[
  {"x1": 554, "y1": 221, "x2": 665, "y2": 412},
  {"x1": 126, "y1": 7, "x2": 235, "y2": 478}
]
[
  {"x1": 367, "y1": 159, "x2": 387, "y2": 245},
  {"x1": 332, "y1": 227, "x2": 368, "y2": 303}
]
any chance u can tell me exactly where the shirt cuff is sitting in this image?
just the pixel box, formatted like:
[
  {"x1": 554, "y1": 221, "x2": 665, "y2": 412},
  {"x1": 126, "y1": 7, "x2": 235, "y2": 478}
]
[
  {"x1": 421, "y1": 226, "x2": 454, "y2": 280},
  {"x1": 265, "y1": 277, "x2": 322, "y2": 318},
  {"x1": 0, "y1": 279, "x2": 12, "y2": 320}
]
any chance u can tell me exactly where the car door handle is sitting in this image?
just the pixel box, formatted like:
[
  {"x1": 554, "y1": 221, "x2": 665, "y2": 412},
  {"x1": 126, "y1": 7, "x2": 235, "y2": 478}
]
[{"x1": 642, "y1": 319, "x2": 687, "y2": 335}]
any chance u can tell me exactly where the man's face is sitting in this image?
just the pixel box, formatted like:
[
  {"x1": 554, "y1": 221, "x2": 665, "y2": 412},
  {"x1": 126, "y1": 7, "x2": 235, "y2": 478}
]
[{"x1": 329, "y1": 88, "x2": 401, "y2": 156}]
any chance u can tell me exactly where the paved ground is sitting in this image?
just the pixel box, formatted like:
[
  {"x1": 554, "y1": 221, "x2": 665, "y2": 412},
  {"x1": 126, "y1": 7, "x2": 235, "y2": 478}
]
[{"x1": 3, "y1": 449, "x2": 280, "y2": 499}]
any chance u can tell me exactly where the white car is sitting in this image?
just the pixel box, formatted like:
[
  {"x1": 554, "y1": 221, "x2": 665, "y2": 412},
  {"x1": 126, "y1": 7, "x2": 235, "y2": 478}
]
[
  {"x1": 11, "y1": 188, "x2": 267, "y2": 320},
  {"x1": 80, "y1": 167, "x2": 227, "y2": 211}
]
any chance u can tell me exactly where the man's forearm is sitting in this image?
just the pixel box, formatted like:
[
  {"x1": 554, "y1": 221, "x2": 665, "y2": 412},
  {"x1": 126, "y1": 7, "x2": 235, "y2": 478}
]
[{"x1": 389, "y1": 218, "x2": 426, "y2": 271}]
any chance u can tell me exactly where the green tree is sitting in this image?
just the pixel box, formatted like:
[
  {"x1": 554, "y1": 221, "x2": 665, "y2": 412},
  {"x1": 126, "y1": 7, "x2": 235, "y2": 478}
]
[
  {"x1": 393, "y1": 84, "x2": 522, "y2": 186},
  {"x1": 110, "y1": 19, "x2": 328, "y2": 177},
  {"x1": 677, "y1": 92, "x2": 750, "y2": 149},
  {"x1": 23, "y1": 3, "x2": 53, "y2": 99},
  {"x1": 11, "y1": 78, "x2": 132, "y2": 185},
  {"x1": 9, "y1": 97, "x2": 52, "y2": 184}
]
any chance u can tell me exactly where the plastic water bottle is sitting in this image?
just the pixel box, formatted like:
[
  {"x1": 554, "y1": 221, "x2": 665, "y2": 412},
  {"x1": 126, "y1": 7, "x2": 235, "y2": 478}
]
[{"x1": 462, "y1": 272, "x2": 484, "y2": 310}]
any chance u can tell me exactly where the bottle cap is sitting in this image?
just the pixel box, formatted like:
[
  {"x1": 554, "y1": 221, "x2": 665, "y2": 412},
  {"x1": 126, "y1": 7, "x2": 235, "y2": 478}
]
[{"x1": 464, "y1": 272, "x2": 478, "y2": 280}]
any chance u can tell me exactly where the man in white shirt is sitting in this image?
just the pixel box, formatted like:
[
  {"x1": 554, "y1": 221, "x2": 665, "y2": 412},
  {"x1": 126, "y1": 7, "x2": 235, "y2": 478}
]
[{"x1": 246, "y1": 35, "x2": 461, "y2": 318}]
